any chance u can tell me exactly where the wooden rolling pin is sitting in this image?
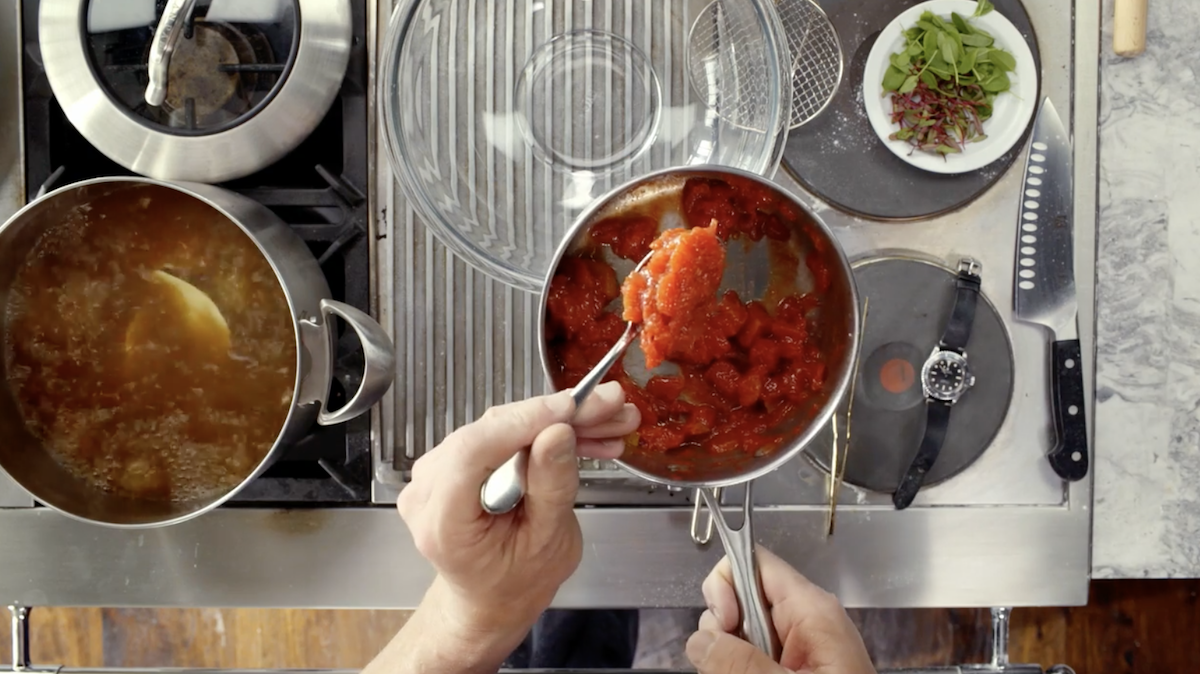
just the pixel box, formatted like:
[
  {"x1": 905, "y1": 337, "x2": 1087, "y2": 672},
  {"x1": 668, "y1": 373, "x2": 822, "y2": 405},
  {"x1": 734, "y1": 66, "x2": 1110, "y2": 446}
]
[{"x1": 1114, "y1": 0, "x2": 1148, "y2": 57}]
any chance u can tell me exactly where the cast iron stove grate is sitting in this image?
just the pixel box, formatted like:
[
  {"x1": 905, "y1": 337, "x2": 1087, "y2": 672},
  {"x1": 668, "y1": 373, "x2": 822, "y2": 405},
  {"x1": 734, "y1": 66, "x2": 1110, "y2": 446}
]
[{"x1": 19, "y1": 0, "x2": 373, "y2": 505}]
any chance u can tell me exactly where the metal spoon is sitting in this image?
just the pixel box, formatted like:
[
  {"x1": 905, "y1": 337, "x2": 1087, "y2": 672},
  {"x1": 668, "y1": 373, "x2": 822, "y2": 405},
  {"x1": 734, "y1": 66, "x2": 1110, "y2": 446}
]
[
  {"x1": 479, "y1": 251, "x2": 652, "y2": 515},
  {"x1": 125, "y1": 270, "x2": 232, "y2": 360}
]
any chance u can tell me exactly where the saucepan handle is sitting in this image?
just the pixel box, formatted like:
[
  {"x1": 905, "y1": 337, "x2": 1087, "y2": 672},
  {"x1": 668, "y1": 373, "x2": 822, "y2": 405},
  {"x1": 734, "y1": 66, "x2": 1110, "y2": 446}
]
[
  {"x1": 699, "y1": 484, "x2": 781, "y2": 661},
  {"x1": 316, "y1": 299, "x2": 397, "y2": 426}
]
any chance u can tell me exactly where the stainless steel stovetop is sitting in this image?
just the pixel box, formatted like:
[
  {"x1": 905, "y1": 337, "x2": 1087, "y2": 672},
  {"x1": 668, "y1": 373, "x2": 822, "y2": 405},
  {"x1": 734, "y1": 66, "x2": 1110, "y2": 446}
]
[
  {"x1": 367, "y1": 0, "x2": 1096, "y2": 608},
  {"x1": 0, "y1": 0, "x2": 1095, "y2": 611},
  {"x1": 372, "y1": 0, "x2": 1090, "y2": 512}
]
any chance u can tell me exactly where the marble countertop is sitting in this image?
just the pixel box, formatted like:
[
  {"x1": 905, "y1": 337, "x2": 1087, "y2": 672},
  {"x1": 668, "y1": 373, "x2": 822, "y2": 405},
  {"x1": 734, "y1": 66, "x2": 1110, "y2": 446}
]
[{"x1": 1092, "y1": 0, "x2": 1200, "y2": 578}]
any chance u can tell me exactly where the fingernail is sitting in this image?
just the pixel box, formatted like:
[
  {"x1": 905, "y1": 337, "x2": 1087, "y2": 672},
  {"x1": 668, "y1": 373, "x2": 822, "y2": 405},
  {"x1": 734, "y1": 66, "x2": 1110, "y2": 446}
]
[
  {"x1": 707, "y1": 603, "x2": 722, "y2": 626},
  {"x1": 615, "y1": 403, "x2": 640, "y2": 425},
  {"x1": 592, "y1": 380, "x2": 624, "y2": 404},
  {"x1": 685, "y1": 630, "x2": 718, "y2": 665},
  {"x1": 552, "y1": 425, "x2": 578, "y2": 463},
  {"x1": 544, "y1": 391, "x2": 575, "y2": 417},
  {"x1": 595, "y1": 437, "x2": 626, "y2": 459}
]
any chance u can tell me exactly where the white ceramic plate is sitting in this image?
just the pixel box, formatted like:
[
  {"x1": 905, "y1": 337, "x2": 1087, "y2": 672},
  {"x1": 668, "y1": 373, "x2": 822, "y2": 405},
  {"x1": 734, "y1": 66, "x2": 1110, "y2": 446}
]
[{"x1": 862, "y1": 0, "x2": 1038, "y2": 174}]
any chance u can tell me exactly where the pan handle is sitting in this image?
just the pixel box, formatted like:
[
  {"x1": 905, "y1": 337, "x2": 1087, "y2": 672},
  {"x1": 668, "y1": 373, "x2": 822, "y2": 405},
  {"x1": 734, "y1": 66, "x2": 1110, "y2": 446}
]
[
  {"x1": 699, "y1": 485, "x2": 782, "y2": 660},
  {"x1": 316, "y1": 299, "x2": 397, "y2": 426}
]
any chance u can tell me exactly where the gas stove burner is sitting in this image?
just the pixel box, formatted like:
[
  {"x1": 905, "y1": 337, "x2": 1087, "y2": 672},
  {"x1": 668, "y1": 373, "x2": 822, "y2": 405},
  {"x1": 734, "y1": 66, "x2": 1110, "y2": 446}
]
[
  {"x1": 41, "y1": 0, "x2": 350, "y2": 181},
  {"x1": 807, "y1": 256, "x2": 1014, "y2": 493},
  {"x1": 84, "y1": 1, "x2": 298, "y2": 134},
  {"x1": 780, "y1": 0, "x2": 1040, "y2": 220},
  {"x1": 158, "y1": 22, "x2": 274, "y2": 128}
]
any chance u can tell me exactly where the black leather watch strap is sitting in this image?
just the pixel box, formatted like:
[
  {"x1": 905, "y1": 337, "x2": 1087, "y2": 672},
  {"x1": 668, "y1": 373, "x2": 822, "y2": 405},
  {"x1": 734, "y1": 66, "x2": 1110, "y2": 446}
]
[
  {"x1": 939, "y1": 260, "x2": 982, "y2": 353},
  {"x1": 893, "y1": 400, "x2": 952, "y2": 510}
]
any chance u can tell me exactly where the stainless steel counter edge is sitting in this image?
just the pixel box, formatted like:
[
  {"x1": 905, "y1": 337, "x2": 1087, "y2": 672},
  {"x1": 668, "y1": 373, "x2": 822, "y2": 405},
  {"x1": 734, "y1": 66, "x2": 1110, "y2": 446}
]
[
  {"x1": 1073, "y1": 0, "x2": 1101, "y2": 580},
  {"x1": 0, "y1": 506, "x2": 1086, "y2": 608}
]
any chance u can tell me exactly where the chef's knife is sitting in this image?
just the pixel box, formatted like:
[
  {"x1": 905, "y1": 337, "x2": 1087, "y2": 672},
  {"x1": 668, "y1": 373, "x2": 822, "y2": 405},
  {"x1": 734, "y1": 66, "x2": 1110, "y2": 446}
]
[{"x1": 1013, "y1": 98, "x2": 1088, "y2": 482}]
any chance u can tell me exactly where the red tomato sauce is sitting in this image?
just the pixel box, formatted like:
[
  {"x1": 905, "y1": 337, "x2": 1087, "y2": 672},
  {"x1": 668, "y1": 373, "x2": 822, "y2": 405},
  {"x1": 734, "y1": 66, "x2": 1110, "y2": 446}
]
[
  {"x1": 546, "y1": 177, "x2": 834, "y2": 468},
  {"x1": 588, "y1": 215, "x2": 659, "y2": 261}
]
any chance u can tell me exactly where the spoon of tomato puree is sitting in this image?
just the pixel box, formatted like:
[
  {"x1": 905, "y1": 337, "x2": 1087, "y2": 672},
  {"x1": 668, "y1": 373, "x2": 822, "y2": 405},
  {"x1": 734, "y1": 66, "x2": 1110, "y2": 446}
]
[{"x1": 621, "y1": 220, "x2": 726, "y2": 370}]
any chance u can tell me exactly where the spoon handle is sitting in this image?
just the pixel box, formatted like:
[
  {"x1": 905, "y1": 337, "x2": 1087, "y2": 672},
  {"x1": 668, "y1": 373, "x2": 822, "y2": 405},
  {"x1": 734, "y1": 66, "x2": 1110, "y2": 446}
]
[{"x1": 480, "y1": 323, "x2": 639, "y2": 515}]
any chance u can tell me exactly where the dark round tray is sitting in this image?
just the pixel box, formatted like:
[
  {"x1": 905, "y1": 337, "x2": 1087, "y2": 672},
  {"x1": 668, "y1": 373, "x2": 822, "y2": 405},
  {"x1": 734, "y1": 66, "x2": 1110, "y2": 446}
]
[
  {"x1": 807, "y1": 256, "x2": 1015, "y2": 493},
  {"x1": 782, "y1": 0, "x2": 1041, "y2": 221}
]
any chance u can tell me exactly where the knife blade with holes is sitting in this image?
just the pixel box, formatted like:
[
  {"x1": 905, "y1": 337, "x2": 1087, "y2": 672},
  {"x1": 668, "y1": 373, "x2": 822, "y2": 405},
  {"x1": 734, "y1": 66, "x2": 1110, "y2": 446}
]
[{"x1": 1013, "y1": 98, "x2": 1089, "y2": 482}]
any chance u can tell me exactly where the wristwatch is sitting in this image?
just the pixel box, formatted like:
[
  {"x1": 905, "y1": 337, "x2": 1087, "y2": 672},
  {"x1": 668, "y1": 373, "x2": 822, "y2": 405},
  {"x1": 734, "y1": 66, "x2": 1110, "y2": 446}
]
[{"x1": 893, "y1": 258, "x2": 981, "y2": 510}]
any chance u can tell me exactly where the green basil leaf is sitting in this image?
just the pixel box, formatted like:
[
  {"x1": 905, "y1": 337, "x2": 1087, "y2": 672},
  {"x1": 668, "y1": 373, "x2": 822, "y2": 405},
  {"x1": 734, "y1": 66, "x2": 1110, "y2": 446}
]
[
  {"x1": 908, "y1": 41, "x2": 925, "y2": 57},
  {"x1": 981, "y1": 71, "x2": 1010, "y2": 92},
  {"x1": 919, "y1": 69, "x2": 938, "y2": 87},
  {"x1": 974, "y1": 0, "x2": 994, "y2": 17},
  {"x1": 917, "y1": 20, "x2": 939, "y2": 33},
  {"x1": 990, "y1": 49, "x2": 1017, "y2": 71},
  {"x1": 923, "y1": 30, "x2": 939, "y2": 61},
  {"x1": 890, "y1": 51, "x2": 912, "y2": 69},
  {"x1": 938, "y1": 32, "x2": 957, "y2": 65},
  {"x1": 931, "y1": 14, "x2": 949, "y2": 30},
  {"x1": 958, "y1": 49, "x2": 977, "y2": 73},
  {"x1": 882, "y1": 66, "x2": 908, "y2": 91},
  {"x1": 961, "y1": 33, "x2": 994, "y2": 47},
  {"x1": 899, "y1": 75, "x2": 919, "y2": 94},
  {"x1": 952, "y1": 12, "x2": 971, "y2": 34}
]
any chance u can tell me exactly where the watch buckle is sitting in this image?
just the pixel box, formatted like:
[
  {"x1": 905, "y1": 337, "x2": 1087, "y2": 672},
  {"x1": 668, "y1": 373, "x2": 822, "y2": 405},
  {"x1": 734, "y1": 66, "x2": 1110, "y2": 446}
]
[{"x1": 958, "y1": 257, "x2": 982, "y2": 277}]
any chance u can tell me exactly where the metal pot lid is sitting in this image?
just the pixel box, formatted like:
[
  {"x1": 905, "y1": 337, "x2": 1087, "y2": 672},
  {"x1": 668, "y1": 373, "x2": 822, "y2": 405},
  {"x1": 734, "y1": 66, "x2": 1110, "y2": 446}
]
[{"x1": 40, "y1": 0, "x2": 352, "y2": 183}]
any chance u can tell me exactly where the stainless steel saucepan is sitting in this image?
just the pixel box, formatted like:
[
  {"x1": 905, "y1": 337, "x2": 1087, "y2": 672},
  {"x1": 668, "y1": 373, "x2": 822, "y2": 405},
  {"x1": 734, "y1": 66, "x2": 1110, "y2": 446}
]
[
  {"x1": 0, "y1": 178, "x2": 395, "y2": 528},
  {"x1": 537, "y1": 167, "x2": 861, "y2": 658}
]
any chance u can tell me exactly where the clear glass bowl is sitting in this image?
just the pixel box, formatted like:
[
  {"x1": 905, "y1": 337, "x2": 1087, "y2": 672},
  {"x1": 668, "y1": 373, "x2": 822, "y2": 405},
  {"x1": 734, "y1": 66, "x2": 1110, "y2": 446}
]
[{"x1": 382, "y1": 0, "x2": 791, "y2": 291}]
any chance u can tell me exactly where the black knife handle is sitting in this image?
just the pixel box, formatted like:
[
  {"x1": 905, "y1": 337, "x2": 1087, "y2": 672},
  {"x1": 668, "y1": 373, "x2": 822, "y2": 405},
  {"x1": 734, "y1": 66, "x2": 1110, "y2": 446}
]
[
  {"x1": 893, "y1": 401, "x2": 951, "y2": 510},
  {"x1": 1047, "y1": 339, "x2": 1089, "y2": 481}
]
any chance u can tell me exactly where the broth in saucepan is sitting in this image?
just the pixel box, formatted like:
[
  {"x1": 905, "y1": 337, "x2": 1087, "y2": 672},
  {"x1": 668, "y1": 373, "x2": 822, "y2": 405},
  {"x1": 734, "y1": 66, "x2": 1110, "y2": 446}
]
[{"x1": 3, "y1": 184, "x2": 297, "y2": 502}]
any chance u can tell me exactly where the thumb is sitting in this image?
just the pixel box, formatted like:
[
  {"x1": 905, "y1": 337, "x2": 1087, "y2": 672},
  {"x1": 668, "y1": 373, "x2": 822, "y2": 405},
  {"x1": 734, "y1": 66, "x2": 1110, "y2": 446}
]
[
  {"x1": 523, "y1": 423, "x2": 580, "y2": 523},
  {"x1": 687, "y1": 630, "x2": 791, "y2": 674}
]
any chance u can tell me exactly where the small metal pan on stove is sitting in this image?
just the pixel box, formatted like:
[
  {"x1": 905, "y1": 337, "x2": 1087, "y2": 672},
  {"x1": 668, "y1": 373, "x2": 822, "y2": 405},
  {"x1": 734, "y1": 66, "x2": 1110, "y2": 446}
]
[{"x1": 535, "y1": 166, "x2": 861, "y2": 659}]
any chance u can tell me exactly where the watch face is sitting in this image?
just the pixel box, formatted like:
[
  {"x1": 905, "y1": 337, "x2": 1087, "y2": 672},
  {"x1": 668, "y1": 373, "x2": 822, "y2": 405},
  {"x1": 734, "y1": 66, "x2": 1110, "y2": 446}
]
[{"x1": 922, "y1": 351, "x2": 974, "y2": 402}]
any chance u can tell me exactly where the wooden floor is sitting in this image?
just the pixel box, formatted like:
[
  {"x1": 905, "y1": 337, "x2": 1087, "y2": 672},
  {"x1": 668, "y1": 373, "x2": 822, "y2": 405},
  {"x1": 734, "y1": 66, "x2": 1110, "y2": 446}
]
[{"x1": 3, "y1": 580, "x2": 1199, "y2": 672}]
